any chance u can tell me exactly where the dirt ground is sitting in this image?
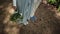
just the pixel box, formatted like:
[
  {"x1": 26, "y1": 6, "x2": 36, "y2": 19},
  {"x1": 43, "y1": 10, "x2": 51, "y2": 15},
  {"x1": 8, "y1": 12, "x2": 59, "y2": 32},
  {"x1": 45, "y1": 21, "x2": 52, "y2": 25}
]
[
  {"x1": 0, "y1": 0, "x2": 60, "y2": 34},
  {"x1": 19, "y1": 3, "x2": 60, "y2": 34}
]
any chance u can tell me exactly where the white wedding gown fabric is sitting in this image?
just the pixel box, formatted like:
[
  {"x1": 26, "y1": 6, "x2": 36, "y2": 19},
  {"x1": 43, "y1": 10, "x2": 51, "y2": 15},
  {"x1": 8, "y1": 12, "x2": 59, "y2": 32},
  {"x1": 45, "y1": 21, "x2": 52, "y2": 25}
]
[{"x1": 13, "y1": 0, "x2": 41, "y2": 25}]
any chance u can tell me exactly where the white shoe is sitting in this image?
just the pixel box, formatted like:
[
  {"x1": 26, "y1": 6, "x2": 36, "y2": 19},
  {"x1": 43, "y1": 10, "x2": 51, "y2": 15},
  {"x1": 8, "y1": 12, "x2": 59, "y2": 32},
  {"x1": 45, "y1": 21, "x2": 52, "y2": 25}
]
[{"x1": 23, "y1": 22, "x2": 28, "y2": 25}]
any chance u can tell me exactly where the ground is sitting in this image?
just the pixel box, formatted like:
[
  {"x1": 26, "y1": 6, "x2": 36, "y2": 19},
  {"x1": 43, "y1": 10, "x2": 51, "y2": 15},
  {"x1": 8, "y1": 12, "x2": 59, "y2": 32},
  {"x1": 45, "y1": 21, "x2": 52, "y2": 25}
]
[
  {"x1": 19, "y1": 3, "x2": 60, "y2": 34},
  {"x1": 0, "y1": 0, "x2": 60, "y2": 34}
]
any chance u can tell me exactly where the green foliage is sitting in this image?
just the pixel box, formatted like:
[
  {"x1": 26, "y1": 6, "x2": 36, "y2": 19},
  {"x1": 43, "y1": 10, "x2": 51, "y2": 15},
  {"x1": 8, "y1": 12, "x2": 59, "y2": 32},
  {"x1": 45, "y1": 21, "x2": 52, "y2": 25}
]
[
  {"x1": 10, "y1": 13, "x2": 23, "y2": 21},
  {"x1": 58, "y1": 5, "x2": 60, "y2": 11},
  {"x1": 47, "y1": 0, "x2": 60, "y2": 11},
  {"x1": 47, "y1": 0, "x2": 60, "y2": 7},
  {"x1": 47, "y1": 0, "x2": 56, "y2": 4}
]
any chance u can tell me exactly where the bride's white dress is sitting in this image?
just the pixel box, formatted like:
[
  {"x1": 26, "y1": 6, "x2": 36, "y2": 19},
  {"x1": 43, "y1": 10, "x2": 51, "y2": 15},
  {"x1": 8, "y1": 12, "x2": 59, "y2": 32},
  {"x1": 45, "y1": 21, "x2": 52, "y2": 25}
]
[{"x1": 13, "y1": 0, "x2": 41, "y2": 25}]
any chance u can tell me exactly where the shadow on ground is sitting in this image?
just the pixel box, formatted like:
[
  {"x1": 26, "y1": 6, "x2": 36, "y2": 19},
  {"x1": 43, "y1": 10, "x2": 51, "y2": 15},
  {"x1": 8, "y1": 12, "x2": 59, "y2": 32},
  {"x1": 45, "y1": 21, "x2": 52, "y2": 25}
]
[
  {"x1": 19, "y1": 4, "x2": 60, "y2": 34},
  {"x1": 0, "y1": 11, "x2": 5, "y2": 34}
]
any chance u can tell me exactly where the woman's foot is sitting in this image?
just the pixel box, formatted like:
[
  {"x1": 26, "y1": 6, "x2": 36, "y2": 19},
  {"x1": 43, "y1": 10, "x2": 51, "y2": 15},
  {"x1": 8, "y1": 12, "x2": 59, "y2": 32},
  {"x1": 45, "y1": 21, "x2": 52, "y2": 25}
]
[{"x1": 30, "y1": 16, "x2": 37, "y2": 22}]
